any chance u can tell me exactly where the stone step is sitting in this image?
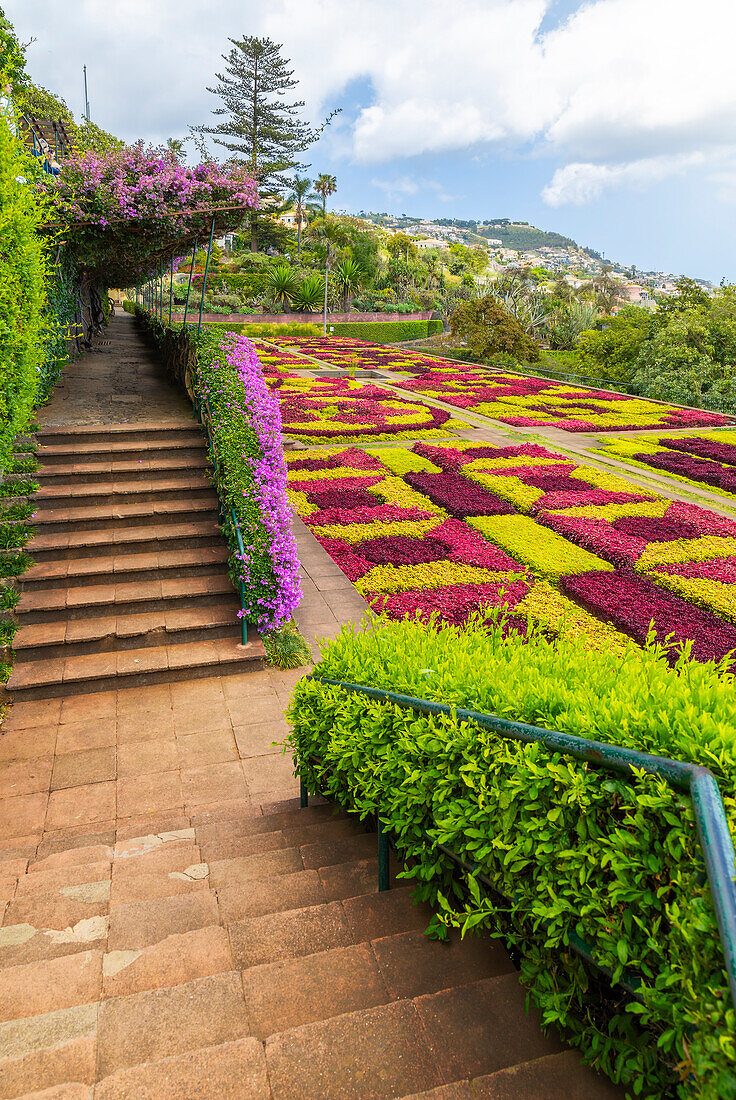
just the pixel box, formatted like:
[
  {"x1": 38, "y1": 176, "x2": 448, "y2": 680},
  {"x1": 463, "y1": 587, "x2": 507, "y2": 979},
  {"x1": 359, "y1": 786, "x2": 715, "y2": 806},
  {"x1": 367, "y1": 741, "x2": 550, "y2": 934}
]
[
  {"x1": 38, "y1": 440, "x2": 208, "y2": 465},
  {"x1": 36, "y1": 421, "x2": 203, "y2": 446},
  {"x1": 17, "y1": 497, "x2": 219, "y2": 534},
  {"x1": 6, "y1": 635, "x2": 266, "y2": 699},
  {"x1": 15, "y1": 574, "x2": 236, "y2": 624},
  {"x1": 34, "y1": 454, "x2": 210, "y2": 485},
  {"x1": 93, "y1": 1036, "x2": 270, "y2": 1098},
  {"x1": 240, "y1": 929, "x2": 513, "y2": 1042},
  {"x1": 19, "y1": 546, "x2": 229, "y2": 590},
  {"x1": 463, "y1": 1050, "x2": 625, "y2": 1100},
  {"x1": 13, "y1": 600, "x2": 240, "y2": 659},
  {"x1": 33, "y1": 475, "x2": 214, "y2": 509},
  {"x1": 26, "y1": 520, "x2": 223, "y2": 561}
]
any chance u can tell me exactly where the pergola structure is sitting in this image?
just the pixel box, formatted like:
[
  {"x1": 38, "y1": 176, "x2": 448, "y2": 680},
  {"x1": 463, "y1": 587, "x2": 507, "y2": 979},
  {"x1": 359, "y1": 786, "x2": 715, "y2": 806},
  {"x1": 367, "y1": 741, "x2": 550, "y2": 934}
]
[{"x1": 19, "y1": 114, "x2": 74, "y2": 173}]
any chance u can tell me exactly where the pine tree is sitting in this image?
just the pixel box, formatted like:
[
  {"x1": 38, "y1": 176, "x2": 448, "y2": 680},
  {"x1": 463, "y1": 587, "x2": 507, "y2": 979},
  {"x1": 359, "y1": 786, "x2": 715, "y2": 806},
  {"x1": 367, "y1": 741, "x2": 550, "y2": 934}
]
[{"x1": 200, "y1": 37, "x2": 318, "y2": 251}]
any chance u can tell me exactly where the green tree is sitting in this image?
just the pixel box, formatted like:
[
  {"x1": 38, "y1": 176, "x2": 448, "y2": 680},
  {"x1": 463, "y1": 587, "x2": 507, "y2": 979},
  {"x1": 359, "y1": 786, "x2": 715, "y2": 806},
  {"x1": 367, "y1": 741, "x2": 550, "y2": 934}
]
[
  {"x1": 200, "y1": 37, "x2": 319, "y2": 251},
  {"x1": 288, "y1": 174, "x2": 319, "y2": 259},
  {"x1": 576, "y1": 306, "x2": 653, "y2": 383},
  {"x1": 450, "y1": 295, "x2": 541, "y2": 362},
  {"x1": 0, "y1": 5, "x2": 27, "y2": 93},
  {"x1": 313, "y1": 172, "x2": 336, "y2": 214},
  {"x1": 654, "y1": 276, "x2": 711, "y2": 322}
]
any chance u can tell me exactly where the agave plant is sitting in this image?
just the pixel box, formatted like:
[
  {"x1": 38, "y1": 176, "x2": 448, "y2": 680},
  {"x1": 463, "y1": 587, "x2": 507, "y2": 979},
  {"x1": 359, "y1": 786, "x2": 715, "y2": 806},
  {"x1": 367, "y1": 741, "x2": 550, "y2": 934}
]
[
  {"x1": 334, "y1": 258, "x2": 367, "y2": 310},
  {"x1": 291, "y1": 274, "x2": 326, "y2": 312},
  {"x1": 266, "y1": 265, "x2": 299, "y2": 312},
  {"x1": 546, "y1": 301, "x2": 599, "y2": 350}
]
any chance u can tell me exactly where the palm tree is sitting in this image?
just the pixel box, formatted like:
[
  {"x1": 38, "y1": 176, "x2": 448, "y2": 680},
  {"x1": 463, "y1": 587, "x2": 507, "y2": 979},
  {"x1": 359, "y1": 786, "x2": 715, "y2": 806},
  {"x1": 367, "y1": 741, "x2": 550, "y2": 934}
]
[
  {"x1": 314, "y1": 173, "x2": 337, "y2": 215},
  {"x1": 288, "y1": 175, "x2": 320, "y2": 260},
  {"x1": 306, "y1": 215, "x2": 348, "y2": 334},
  {"x1": 291, "y1": 274, "x2": 326, "y2": 312}
]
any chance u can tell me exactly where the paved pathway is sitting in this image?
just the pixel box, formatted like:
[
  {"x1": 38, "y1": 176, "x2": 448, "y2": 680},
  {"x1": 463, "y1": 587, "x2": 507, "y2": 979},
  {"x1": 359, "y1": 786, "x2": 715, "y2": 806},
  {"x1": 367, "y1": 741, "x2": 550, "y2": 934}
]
[{"x1": 0, "y1": 316, "x2": 625, "y2": 1097}]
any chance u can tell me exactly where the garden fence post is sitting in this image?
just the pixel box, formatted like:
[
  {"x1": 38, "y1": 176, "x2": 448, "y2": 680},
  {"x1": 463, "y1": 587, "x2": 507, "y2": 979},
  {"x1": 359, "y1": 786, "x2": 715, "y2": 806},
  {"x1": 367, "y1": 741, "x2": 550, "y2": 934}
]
[
  {"x1": 182, "y1": 237, "x2": 198, "y2": 330},
  {"x1": 377, "y1": 817, "x2": 390, "y2": 892},
  {"x1": 198, "y1": 215, "x2": 217, "y2": 335},
  {"x1": 168, "y1": 255, "x2": 174, "y2": 326}
]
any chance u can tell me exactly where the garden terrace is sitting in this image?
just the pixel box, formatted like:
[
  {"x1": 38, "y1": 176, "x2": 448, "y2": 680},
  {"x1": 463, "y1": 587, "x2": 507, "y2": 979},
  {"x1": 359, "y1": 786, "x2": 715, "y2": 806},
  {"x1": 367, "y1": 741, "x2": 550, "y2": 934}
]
[
  {"x1": 595, "y1": 429, "x2": 736, "y2": 499},
  {"x1": 286, "y1": 439, "x2": 736, "y2": 662}
]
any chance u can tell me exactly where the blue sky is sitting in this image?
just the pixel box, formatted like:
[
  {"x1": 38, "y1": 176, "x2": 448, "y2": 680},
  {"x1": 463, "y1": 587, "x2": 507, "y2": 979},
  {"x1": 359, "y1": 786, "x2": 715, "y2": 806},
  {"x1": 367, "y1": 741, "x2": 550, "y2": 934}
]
[{"x1": 8, "y1": 0, "x2": 736, "y2": 282}]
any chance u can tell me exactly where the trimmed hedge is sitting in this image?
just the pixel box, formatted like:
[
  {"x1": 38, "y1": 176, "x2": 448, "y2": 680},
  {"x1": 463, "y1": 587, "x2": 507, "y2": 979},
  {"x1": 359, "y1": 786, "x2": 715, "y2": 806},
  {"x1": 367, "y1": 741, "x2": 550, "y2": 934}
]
[
  {"x1": 330, "y1": 319, "x2": 439, "y2": 342},
  {"x1": 203, "y1": 321, "x2": 323, "y2": 339},
  {"x1": 288, "y1": 614, "x2": 736, "y2": 1098},
  {"x1": 191, "y1": 271, "x2": 269, "y2": 297}
]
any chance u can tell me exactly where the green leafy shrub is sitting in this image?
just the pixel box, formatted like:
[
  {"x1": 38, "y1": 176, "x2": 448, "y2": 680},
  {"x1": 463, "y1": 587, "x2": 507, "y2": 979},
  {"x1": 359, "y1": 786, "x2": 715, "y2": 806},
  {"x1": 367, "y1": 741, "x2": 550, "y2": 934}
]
[
  {"x1": 0, "y1": 85, "x2": 49, "y2": 472},
  {"x1": 0, "y1": 550, "x2": 33, "y2": 578},
  {"x1": 330, "y1": 320, "x2": 435, "y2": 342},
  {"x1": 288, "y1": 613, "x2": 736, "y2": 1098},
  {"x1": 192, "y1": 271, "x2": 269, "y2": 297},
  {"x1": 263, "y1": 622, "x2": 312, "y2": 669},
  {"x1": 204, "y1": 322, "x2": 322, "y2": 339}
]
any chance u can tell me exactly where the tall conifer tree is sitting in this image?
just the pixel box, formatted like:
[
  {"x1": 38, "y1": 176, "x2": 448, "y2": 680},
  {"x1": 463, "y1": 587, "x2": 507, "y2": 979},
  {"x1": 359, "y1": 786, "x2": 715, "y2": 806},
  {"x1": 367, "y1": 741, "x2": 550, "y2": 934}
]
[{"x1": 199, "y1": 37, "x2": 319, "y2": 251}]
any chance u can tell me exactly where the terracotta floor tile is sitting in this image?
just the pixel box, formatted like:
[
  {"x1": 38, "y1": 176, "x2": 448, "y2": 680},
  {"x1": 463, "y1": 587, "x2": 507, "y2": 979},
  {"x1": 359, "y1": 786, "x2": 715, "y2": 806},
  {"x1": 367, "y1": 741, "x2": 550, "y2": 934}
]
[
  {"x1": 116, "y1": 770, "x2": 182, "y2": 818},
  {"x1": 50, "y1": 747, "x2": 116, "y2": 791},
  {"x1": 59, "y1": 692, "x2": 115, "y2": 724},
  {"x1": 101, "y1": 924, "x2": 231, "y2": 999},
  {"x1": 180, "y1": 761, "x2": 248, "y2": 808},
  {"x1": 0, "y1": 792, "x2": 48, "y2": 842},
  {"x1": 4, "y1": 888, "x2": 109, "y2": 933},
  {"x1": 0, "y1": 725, "x2": 57, "y2": 762},
  {"x1": 45, "y1": 781, "x2": 115, "y2": 831},
  {"x1": 96, "y1": 972, "x2": 249, "y2": 1078},
  {"x1": 115, "y1": 682, "x2": 171, "y2": 715},
  {"x1": 0, "y1": 949, "x2": 102, "y2": 1022},
  {"x1": 172, "y1": 701, "x2": 232, "y2": 737},
  {"x1": 233, "y1": 720, "x2": 289, "y2": 759},
  {"x1": 241, "y1": 942, "x2": 389, "y2": 1041},
  {"x1": 169, "y1": 678, "x2": 224, "y2": 708},
  {"x1": 210, "y1": 847, "x2": 303, "y2": 891},
  {"x1": 116, "y1": 648, "x2": 167, "y2": 676},
  {"x1": 242, "y1": 754, "x2": 298, "y2": 798},
  {"x1": 176, "y1": 728, "x2": 238, "y2": 769},
  {"x1": 55, "y1": 717, "x2": 116, "y2": 754},
  {"x1": 31, "y1": 842, "x2": 113, "y2": 874},
  {"x1": 107, "y1": 891, "x2": 219, "y2": 951},
  {"x1": 372, "y1": 929, "x2": 513, "y2": 1000},
  {"x1": 341, "y1": 887, "x2": 435, "y2": 943},
  {"x1": 199, "y1": 829, "x2": 286, "y2": 863},
  {"x1": 0, "y1": 756, "x2": 53, "y2": 797},
  {"x1": 94, "y1": 1036, "x2": 268, "y2": 1099},
  {"x1": 115, "y1": 709, "x2": 175, "y2": 745},
  {"x1": 225, "y1": 693, "x2": 282, "y2": 727},
  {"x1": 117, "y1": 738, "x2": 177, "y2": 777}
]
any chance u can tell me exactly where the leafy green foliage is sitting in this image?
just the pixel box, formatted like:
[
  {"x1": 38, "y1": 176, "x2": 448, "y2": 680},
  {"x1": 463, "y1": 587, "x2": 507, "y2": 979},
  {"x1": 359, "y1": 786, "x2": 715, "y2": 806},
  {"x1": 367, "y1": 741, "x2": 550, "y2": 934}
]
[
  {"x1": 15, "y1": 82, "x2": 123, "y2": 154},
  {"x1": 0, "y1": 584, "x2": 19, "y2": 610},
  {"x1": 0, "y1": 85, "x2": 49, "y2": 473},
  {"x1": 262, "y1": 622, "x2": 312, "y2": 669},
  {"x1": 450, "y1": 295, "x2": 541, "y2": 362},
  {"x1": 0, "y1": 550, "x2": 33, "y2": 578},
  {"x1": 288, "y1": 613, "x2": 736, "y2": 1098},
  {"x1": 331, "y1": 320, "x2": 440, "y2": 342},
  {"x1": 576, "y1": 307, "x2": 654, "y2": 384}
]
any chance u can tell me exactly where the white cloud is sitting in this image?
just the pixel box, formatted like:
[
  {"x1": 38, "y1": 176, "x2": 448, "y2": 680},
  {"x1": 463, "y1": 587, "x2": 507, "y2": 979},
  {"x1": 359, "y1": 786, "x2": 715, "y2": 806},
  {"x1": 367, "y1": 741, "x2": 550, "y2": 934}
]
[
  {"x1": 542, "y1": 154, "x2": 706, "y2": 206},
  {"x1": 6, "y1": 0, "x2": 736, "y2": 204},
  {"x1": 371, "y1": 176, "x2": 460, "y2": 203}
]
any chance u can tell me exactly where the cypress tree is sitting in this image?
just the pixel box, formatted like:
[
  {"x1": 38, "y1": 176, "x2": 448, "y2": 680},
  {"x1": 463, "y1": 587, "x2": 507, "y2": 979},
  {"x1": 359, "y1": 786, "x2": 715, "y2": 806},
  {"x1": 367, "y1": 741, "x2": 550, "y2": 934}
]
[{"x1": 200, "y1": 37, "x2": 319, "y2": 252}]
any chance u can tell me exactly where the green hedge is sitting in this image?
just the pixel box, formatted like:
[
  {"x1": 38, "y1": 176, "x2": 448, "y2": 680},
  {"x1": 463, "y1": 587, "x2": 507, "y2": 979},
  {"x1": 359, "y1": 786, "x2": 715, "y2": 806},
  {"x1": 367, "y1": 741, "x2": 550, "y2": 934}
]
[
  {"x1": 288, "y1": 614, "x2": 736, "y2": 1098},
  {"x1": 192, "y1": 271, "x2": 269, "y2": 297},
  {"x1": 330, "y1": 319, "x2": 437, "y2": 342},
  {"x1": 203, "y1": 321, "x2": 323, "y2": 339},
  {"x1": 0, "y1": 98, "x2": 49, "y2": 472}
]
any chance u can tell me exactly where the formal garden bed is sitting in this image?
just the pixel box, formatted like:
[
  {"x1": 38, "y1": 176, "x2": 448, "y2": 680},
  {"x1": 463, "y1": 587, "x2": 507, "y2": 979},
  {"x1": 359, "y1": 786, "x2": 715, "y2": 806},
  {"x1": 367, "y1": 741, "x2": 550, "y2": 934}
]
[
  {"x1": 286, "y1": 439, "x2": 736, "y2": 662},
  {"x1": 269, "y1": 376, "x2": 471, "y2": 442},
  {"x1": 594, "y1": 429, "x2": 736, "y2": 498},
  {"x1": 397, "y1": 368, "x2": 733, "y2": 432}
]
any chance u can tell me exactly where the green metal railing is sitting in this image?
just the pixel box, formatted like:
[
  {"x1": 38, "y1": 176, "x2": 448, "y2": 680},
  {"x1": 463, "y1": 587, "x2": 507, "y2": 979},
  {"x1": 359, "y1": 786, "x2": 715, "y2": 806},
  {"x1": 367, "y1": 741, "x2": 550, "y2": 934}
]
[
  {"x1": 299, "y1": 674, "x2": 736, "y2": 1013},
  {"x1": 194, "y1": 390, "x2": 250, "y2": 646}
]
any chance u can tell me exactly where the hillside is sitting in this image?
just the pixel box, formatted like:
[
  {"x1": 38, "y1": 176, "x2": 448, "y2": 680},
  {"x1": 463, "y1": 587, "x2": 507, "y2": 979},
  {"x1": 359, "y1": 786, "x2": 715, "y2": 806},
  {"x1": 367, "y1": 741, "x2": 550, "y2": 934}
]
[{"x1": 478, "y1": 222, "x2": 586, "y2": 252}]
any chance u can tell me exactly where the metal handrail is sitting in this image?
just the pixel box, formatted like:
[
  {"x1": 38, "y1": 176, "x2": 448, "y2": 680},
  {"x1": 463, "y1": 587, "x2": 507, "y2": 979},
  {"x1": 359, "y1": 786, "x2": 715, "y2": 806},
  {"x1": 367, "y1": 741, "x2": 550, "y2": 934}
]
[
  {"x1": 194, "y1": 389, "x2": 249, "y2": 645},
  {"x1": 301, "y1": 673, "x2": 736, "y2": 1013}
]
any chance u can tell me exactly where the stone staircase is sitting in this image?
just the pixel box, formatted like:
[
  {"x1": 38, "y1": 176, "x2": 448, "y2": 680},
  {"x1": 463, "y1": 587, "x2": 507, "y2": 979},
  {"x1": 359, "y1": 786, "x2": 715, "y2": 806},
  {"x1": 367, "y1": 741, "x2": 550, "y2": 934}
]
[
  {"x1": 0, "y1": 793, "x2": 623, "y2": 1098},
  {"x1": 6, "y1": 421, "x2": 265, "y2": 700}
]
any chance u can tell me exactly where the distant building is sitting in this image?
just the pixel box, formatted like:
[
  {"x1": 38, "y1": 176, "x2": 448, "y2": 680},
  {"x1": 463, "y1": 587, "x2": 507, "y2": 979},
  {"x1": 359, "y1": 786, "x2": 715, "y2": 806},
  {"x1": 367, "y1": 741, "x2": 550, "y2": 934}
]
[
  {"x1": 485, "y1": 238, "x2": 503, "y2": 247},
  {"x1": 416, "y1": 237, "x2": 444, "y2": 249},
  {"x1": 278, "y1": 208, "x2": 307, "y2": 232}
]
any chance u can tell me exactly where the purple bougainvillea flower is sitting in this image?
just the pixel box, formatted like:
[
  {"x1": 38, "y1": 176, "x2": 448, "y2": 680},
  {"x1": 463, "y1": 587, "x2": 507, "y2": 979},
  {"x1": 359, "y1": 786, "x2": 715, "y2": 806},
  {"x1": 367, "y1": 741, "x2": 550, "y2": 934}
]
[{"x1": 561, "y1": 569, "x2": 736, "y2": 664}]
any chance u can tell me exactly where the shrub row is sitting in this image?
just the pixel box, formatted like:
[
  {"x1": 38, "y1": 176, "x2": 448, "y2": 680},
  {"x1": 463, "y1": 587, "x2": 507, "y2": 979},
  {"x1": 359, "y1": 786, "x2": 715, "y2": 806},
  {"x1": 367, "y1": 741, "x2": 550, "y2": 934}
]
[
  {"x1": 331, "y1": 319, "x2": 442, "y2": 342},
  {"x1": 288, "y1": 614, "x2": 736, "y2": 1099},
  {"x1": 0, "y1": 97, "x2": 49, "y2": 473}
]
